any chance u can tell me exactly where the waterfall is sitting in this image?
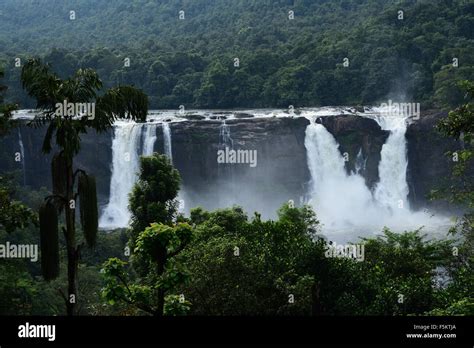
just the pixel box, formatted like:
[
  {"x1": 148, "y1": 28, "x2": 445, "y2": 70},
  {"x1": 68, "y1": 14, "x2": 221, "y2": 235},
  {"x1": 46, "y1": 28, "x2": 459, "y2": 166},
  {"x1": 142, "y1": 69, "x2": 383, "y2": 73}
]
[
  {"x1": 162, "y1": 122, "x2": 173, "y2": 163},
  {"x1": 353, "y1": 148, "x2": 366, "y2": 175},
  {"x1": 218, "y1": 120, "x2": 235, "y2": 179},
  {"x1": 143, "y1": 124, "x2": 157, "y2": 156},
  {"x1": 17, "y1": 128, "x2": 26, "y2": 186},
  {"x1": 99, "y1": 122, "x2": 143, "y2": 229},
  {"x1": 305, "y1": 119, "x2": 377, "y2": 233},
  {"x1": 373, "y1": 115, "x2": 410, "y2": 212},
  {"x1": 219, "y1": 120, "x2": 233, "y2": 149},
  {"x1": 304, "y1": 115, "x2": 447, "y2": 240}
]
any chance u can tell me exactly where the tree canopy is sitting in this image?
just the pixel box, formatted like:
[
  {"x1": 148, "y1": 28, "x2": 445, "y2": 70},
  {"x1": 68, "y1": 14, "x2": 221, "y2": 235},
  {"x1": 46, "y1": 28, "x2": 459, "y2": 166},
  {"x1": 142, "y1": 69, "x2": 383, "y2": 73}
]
[{"x1": 1, "y1": 0, "x2": 473, "y2": 109}]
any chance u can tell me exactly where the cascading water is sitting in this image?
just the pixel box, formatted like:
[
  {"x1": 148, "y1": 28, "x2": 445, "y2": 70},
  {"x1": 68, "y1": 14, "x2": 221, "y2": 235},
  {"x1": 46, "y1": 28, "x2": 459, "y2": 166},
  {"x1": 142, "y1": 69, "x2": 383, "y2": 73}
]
[
  {"x1": 217, "y1": 120, "x2": 235, "y2": 181},
  {"x1": 161, "y1": 122, "x2": 187, "y2": 215},
  {"x1": 353, "y1": 148, "x2": 366, "y2": 175},
  {"x1": 97, "y1": 109, "x2": 449, "y2": 234},
  {"x1": 17, "y1": 128, "x2": 26, "y2": 186},
  {"x1": 100, "y1": 120, "x2": 187, "y2": 228},
  {"x1": 305, "y1": 119, "x2": 378, "y2": 234},
  {"x1": 162, "y1": 122, "x2": 173, "y2": 163},
  {"x1": 219, "y1": 120, "x2": 233, "y2": 149},
  {"x1": 373, "y1": 115, "x2": 410, "y2": 212},
  {"x1": 304, "y1": 114, "x2": 448, "y2": 241},
  {"x1": 99, "y1": 122, "x2": 143, "y2": 229},
  {"x1": 143, "y1": 124, "x2": 157, "y2": 156}
]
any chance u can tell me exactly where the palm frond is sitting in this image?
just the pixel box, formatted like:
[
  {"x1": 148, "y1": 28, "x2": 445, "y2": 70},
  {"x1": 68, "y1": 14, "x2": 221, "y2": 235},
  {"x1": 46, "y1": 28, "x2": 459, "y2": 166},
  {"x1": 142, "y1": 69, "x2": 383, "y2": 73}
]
[
  {"x1": 21, "y1": 58, "x2": 61, "y2": 110},
  {"x1": 62, "y1": 68, "x2": 102, "y2": 102},
  {"x1": 94, "y1": 85, "x2": 148, "y2": 131}
]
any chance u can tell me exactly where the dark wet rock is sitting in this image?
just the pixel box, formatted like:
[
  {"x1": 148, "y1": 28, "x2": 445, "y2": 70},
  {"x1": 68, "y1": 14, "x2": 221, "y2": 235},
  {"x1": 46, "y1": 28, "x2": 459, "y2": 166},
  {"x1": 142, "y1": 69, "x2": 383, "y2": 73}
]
[
  {"x1": 181, "y1": 114, "x2": 206, "y2": 120},
  {"x1": 319, "y1": 115, "x2": 389, "y2": 190},
  {"x1": 406, "y1": 110, "x2": 461, "y2": 211},
  {"x1": 0, "y1": 110, "x2": 467, "y2": 213},
  {"x1": 234, "y1": 112, "x2": 254, "y2": 118},
  {"x1": 209, "y1": 115, "x2": 227, "y2": 120}
]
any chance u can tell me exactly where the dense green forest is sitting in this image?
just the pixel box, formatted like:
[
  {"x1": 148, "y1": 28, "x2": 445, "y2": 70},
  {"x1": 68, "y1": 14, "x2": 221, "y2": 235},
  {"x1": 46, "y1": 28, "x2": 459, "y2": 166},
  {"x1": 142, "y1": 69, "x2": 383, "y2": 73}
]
[
  {"x1": 0, "y1": 1, "x2": 473, "y2": 317},
  {"x1": 1, "y1": 0, "x2": 474, "y2": 108},
  {"x1": 0, "y1": 61, "x2": 473, "y2": 315}
]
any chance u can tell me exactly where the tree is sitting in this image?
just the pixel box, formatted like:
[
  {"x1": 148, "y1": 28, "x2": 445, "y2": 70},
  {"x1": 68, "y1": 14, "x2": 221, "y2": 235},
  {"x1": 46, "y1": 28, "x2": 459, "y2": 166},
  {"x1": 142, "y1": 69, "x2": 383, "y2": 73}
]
[
  {"x1": 102, "y1": 153, "x2": 190, "y2": 316},
  {"x1": 20, "y1": 58, "x2": 148, "y2": 316},
  {"x1": 433, "y1": 80, "x2": 474, "y2": 314},
  {"x1": 177, "y1": 203, "x2": 324, "y2": 315},
  {"x1": 102, "y1": 223, "x2": 193, "y2": 316},
  {"x1": 434, "y1": 80, "x2": 474, "y2": 211},
  {"x1": 128, "y1": 153, "x2": 181, "y2": 250},
  {"x1": 0, "y1": 175, "x2": 37, "y2": 234}
]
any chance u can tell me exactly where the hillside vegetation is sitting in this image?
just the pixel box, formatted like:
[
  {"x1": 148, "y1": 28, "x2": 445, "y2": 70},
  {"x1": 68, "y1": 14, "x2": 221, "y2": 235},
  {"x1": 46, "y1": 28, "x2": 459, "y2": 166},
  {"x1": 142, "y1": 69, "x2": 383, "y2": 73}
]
[{"x1": 1, "y1": 0, "x2": 473, "y2": 108}]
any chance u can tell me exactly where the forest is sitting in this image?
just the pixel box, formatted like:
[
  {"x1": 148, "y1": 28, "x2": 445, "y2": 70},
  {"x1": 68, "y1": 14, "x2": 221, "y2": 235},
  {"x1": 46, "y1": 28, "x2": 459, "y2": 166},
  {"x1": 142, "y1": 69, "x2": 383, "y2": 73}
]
[
  {"x1": 0, "y1": 0, "x2": 473, "y2": 108},
  {"x1": 0, "y1": 61, "x2": 473, "y2": 315},
  {"x1": 0, "y1": 0, "x2": 473, "y2": 317}
]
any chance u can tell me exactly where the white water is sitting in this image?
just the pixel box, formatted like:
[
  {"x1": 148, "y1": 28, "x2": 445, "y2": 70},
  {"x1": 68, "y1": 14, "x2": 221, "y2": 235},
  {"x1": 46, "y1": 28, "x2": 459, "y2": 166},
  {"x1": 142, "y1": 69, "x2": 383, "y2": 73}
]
[
  {"x1": 100, "y1": 122, "x2": 175, "y2": 229},
  {"x1": 219, "y1": 120, "x2": 233, "y2": 149},
  {"x1": 373, "y1": 116, "x2": 410, "y2": 212},
  {"x1": 99, "y1": 122, "x2": 144, "y2": 229},
  {"x1": 17, "y1": 128, "x2": 26, "y2": 186},
  {"x1": 162, "y1": 122, "x2": 173, "y2": 163},
  {"x1": 353, "y1": 148, "x2": 366, "y2": 175},
  {"x1": 304, "y1": 115, "x2": 450, "y2": 242},
  {"x1": 217, "y1": 120, "x2": 235, "y2": 183},
  {"x1": 305, "y1": 120, "x2": 379, "y2": 234},
  {"x1": 143, "y1": 124, "x2": 157, "y2": 156},
  {"x1": 98, "y1": 109, "x2": 451, "y2": 234},
  {"x1": 161, "y1": 122, "x2": 188, "y2": 216}
]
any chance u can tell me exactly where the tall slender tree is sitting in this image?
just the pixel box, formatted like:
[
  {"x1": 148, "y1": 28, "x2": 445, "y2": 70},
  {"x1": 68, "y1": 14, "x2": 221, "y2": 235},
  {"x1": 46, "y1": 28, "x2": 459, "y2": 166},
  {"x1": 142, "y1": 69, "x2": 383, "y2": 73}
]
[{"x1": 21, "y1": 58, "x2": 148, "y2": 315}]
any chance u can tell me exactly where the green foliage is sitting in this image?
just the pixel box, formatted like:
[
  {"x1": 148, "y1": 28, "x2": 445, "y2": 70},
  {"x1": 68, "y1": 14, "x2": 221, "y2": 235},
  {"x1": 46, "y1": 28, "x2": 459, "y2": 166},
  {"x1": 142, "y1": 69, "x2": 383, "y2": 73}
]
[
  {"x1": 103, "y1": 153, "x2": 189, "y2": 316},
  {"x1": 163, "y1": 295, "x2": 191, "y2": 316},
  {"x1": 426, "y1": 298, "x2": 474, "y2": 316},
  {"x1": 135, "y1": 223, "x2": 192, "y2": 262},
  {"x1": 178, "y1": 203, "x2": 323, "y2": 315},
  {"x1": 432, "y1": 85, "x2": 474, "y2": 316},
  {"x1": 432, "y1": 81, "x2": 474, "y2": 208},
  {"x1": 355, "y1": 229, "x2": 454, "y2": 315},
  {"x1": 180, "y1": 204, "x2": 469, "y2": 316},
  {"x1": 21, "y1": 58, "x2": 148, "y2": 158},
  {"x1": 0, "y1": 182, "x2": 37, "y2": 233},
  {"x1": 0, "y1": 72, "x2": 36, "y2": 233},
  {"x1": 129, "y1": 153, "x2": 181, "y2": 248},
  {"x1": 0, "y1": 261, "x2": 38, "y2": 315},
  {"x1": 437, "y1": 81, "x2": 474, "y2": 141},
  {"x1": 39, "y1": 201, "x2": 60, "y2": 281},
  {"x1": 102, "y1": 223, "x2": 193, "y2": 316},
  {"x1": 2, "y1": 1, "x2": 473, "y2": 108},
  {"x1": 20, "y1": 58, "x2": 149, "y2": 315},
  {"x1": 1, "y1": 1, "x2": 473, "y2": 317}
]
